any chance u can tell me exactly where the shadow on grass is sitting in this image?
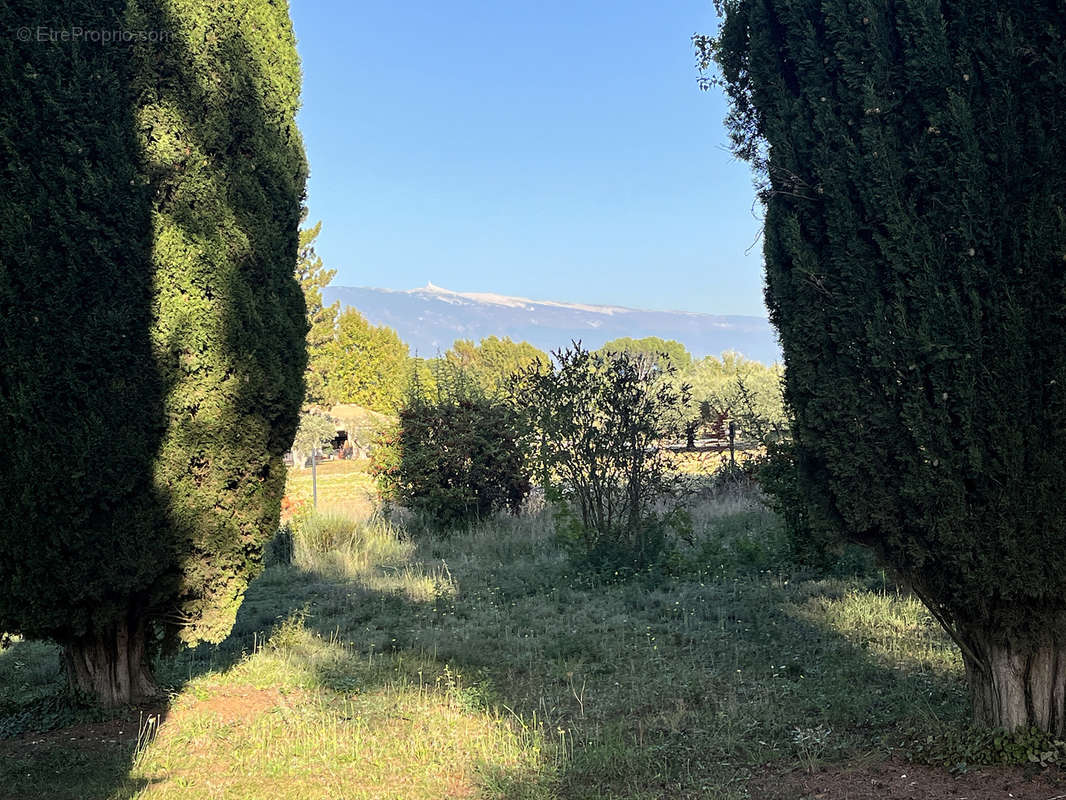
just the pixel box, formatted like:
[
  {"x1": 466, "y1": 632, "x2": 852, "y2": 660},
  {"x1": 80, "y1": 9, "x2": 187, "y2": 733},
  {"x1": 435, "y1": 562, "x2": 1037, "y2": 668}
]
[
  {"x1": 1, "y1": 514, "x2": 969, "y2": 800},
  {"x1": 145, "y1": 521, "x2": 967, "y2": 798},
  {"x1": 0, "y1": 636, "x2": 168, "y2": 798}
]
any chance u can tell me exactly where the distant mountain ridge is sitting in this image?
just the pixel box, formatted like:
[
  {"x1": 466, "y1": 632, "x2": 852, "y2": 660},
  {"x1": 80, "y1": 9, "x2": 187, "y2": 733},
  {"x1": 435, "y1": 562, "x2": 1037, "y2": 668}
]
[{"x1": 322, "y1": 283, "x2": 781, "y2": 364}]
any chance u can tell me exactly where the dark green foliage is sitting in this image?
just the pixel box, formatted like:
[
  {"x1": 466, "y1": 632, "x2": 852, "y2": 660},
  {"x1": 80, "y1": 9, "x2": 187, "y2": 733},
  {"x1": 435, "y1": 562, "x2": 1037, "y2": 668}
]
[
  {"x1": 756, "y1": 440, "x2": 826, "y2": 568},
  {"x1": 906, "y1": 724, "x2": 1066, "y2": 770},
  {"x1": 756, "y1": 440, "x2": 876, "y2": 576},
  {"x1": 373, "y1": 367, "x2": 531, "y2": 531},
  {"x1": 516, "y1": 343, "x2": 690, "y2": 574},
  {"x1": 708, "y1": 0, "x2": 1066, "y2": 729},
  {"x1": 0, "y1": 0, "x2": 306, "y2": 691},
  {"x1": 296, "y1": 216, "x2": 339, "y2": 408},
  {"x1": 129, "y1": 0, "x2": 307, "y2": 647},
  {"x1": 1, "y1": 0, "x2": 166, "y2": 652}
]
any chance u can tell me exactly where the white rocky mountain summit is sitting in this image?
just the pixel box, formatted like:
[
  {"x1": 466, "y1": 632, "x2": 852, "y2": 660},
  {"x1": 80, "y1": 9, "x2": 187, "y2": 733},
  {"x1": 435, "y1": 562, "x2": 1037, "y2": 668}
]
[{"x1": 322, "y1": 283, "x2": 780, "y2": 362}]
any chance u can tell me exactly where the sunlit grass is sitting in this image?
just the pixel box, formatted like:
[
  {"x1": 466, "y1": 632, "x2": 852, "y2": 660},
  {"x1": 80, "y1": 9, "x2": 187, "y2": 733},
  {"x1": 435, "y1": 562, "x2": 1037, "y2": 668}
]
[
  {"x1": 284, "y1": 459, "x2": 378, "y2": 519},
  {"x1": 129, "y1": 621, "x2": 551, "y2": 799},
  {"x1": 791, "y1": 586, "x2": 964, "y2": 677},
  {"x1": 1, "y1": 464, "x2": 970, "y2": 799}
]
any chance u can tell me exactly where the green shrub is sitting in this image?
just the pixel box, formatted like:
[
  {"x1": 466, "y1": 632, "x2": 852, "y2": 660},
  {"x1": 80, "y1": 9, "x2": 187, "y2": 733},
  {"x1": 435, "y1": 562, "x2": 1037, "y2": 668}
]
[
  {"x1": 372, "y1": 369, "x2": 530, "y2": 531},
  {"x1": 264, "y1": 525, "x2": 295, "y2": 567},
  {"x1": 515, "y1": 343, "x2": 690, "y2": 575},
  {"x1": 756, "y1": 439, "x2": 826, "y2": 568},
  {"x1": 370, "y1": 423, "x2": 402, "y2": 505}
]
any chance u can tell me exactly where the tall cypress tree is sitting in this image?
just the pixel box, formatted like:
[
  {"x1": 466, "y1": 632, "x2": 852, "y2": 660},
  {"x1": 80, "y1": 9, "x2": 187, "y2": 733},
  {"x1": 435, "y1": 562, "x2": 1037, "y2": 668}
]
[
  {"x1": 709, "y1": 1, "x2": 1066, "y2": 732},
  {"x1": 0, "y1": 0, "x2": 307, "y2": 704}
]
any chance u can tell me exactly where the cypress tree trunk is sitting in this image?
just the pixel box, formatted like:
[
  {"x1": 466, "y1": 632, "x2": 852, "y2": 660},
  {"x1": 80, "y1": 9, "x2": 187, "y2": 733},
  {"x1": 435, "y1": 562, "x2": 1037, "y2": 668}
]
[
  {"x1": 960, "y1": 629, "x2": 1066, "y2": 735},
  {"x1": 64, "y1": 616, "x2": 159, "y2": 707}
]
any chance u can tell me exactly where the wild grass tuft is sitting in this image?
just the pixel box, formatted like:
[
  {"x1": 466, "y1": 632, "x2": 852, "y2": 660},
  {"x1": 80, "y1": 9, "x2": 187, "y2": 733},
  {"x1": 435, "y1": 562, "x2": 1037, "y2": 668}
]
[{"x1": 290, "y1": 512, "x2": 412, "y2": 576}]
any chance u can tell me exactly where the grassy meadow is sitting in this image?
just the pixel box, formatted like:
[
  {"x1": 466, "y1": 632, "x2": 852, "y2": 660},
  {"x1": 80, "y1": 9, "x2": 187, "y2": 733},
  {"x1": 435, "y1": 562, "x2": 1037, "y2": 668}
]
[
  {"x1": 283, "y1": 458, "x2": 379, "y2": 519},
  {"x1": 0, "y1": 461, "x2": 981, "y2": 799}
]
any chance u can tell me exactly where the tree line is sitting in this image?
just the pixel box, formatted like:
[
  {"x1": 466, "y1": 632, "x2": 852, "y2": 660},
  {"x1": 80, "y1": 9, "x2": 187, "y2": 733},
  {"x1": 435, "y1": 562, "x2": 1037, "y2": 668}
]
[{"x1": 295, "y1": 225, "x2": 785, "y2": 442}]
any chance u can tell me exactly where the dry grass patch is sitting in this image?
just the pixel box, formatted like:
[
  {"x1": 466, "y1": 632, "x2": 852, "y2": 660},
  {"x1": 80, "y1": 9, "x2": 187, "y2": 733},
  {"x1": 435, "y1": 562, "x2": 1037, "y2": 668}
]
[
  {"x1": 130, "y1": 682, "x2": 546, "y2": 799},
  {"x1": 125, "y1": 617, "x2": 552, "y2": 800}
]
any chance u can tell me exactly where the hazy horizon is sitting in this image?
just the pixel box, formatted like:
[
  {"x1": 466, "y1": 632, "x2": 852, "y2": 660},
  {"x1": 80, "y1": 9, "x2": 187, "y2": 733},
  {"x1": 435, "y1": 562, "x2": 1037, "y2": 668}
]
[{"x1": 330, "y1": 279, "x2": 772, "y2": 320}]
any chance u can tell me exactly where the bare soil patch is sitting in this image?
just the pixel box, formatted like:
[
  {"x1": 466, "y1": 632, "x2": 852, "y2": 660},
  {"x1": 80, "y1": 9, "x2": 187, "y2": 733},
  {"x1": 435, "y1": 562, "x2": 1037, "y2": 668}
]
[
  {"x1": 168, "y1": 685, "x2": 289, "y2": 725},
  {"x1": 0, "y1": 686, "x2": 288, "y2": 759},
  {"x1": 0, "y1": 699, "x2": 164, "y2": 759},
  {"x1": 751, "y1": 759, "x2": 1066, "y2": 800}
]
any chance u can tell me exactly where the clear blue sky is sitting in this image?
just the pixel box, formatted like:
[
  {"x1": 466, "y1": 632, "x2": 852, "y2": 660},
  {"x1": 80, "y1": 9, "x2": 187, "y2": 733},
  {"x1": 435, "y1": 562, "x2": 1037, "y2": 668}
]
[{"x1": 290, "y1": 1, "x2": 767, "y2": 317}]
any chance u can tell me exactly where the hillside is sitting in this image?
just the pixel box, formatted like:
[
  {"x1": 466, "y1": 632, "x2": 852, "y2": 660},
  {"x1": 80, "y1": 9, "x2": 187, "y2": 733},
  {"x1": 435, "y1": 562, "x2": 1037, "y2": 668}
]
[{"x1": 322, "y1": 283, "x2": 781, "y2": 363}]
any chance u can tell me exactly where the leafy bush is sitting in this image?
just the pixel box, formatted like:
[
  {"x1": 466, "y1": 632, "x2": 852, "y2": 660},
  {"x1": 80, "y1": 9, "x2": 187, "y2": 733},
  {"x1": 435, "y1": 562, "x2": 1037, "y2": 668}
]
[
  {"x1": 372, "y1": 367, "x2": 531, "y2": 531},
  {"x1": 906, "y1": 724, "x2": 1066, "y2": 770},
  {"x1": 369, "y1": 424, "x2": 402, "y2": 503},
  {"x1": 515, "y1": 343, "x2": 689, "y2": 574}
]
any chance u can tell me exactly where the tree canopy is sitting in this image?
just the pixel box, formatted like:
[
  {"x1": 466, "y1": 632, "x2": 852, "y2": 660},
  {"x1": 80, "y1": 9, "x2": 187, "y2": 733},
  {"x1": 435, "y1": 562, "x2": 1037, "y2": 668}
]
[
  {"x1": 599, "y1": 336, "x2": 694, "y2": 372},
  {"x1": 291, "y1": 410, "x2": 338, "y2": 469},
  {"x1": 295, "y1": 216, "x2": 339, "y2": 408},
  {"x1": 709, "y1": 0, "x2": 1066, "y2": 732},
  {"x1": 683, "y1": 352, "x2": 786, "y2": 437},
  {"x1": 444, "y1": 336, "x2": 548, "y2": 397},
  {"x1": 325, "y1": 309, "x2": 410, "y2": 415},
  {"x1": 0, "y1": 0, "x2": 306, "y2": 704}
]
